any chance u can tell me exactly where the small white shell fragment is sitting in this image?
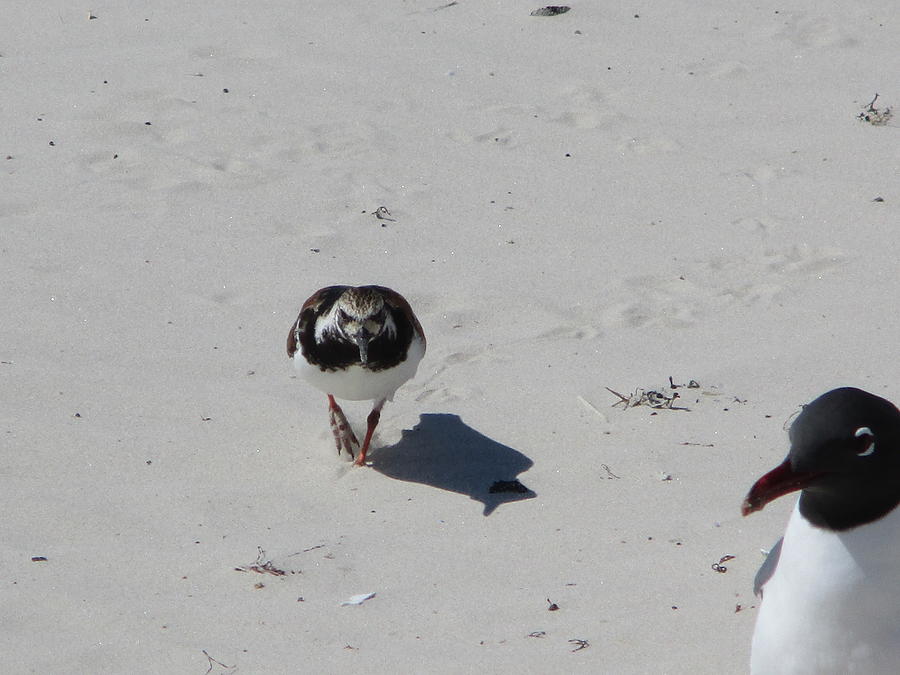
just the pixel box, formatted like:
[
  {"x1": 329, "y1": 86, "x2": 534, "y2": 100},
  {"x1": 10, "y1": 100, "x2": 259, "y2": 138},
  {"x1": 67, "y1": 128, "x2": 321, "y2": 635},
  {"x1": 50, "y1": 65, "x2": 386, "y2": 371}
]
[{"x1": 341, "y1": 592, "x2": 376, "y2": 606}]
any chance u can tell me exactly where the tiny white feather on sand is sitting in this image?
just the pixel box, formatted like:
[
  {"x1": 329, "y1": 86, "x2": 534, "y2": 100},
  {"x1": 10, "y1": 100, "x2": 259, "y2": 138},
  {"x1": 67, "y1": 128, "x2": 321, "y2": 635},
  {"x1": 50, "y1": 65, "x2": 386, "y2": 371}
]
[{"x1": 341, "y1": 592, "x2": 376, "y2": 606}]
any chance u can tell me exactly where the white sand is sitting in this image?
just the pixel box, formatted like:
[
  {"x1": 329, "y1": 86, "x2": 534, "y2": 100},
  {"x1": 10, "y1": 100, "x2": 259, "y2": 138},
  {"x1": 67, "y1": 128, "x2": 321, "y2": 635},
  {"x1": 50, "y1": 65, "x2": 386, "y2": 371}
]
[{"x1": 2, "y1": 1, "x2": 898, "y2": 672}]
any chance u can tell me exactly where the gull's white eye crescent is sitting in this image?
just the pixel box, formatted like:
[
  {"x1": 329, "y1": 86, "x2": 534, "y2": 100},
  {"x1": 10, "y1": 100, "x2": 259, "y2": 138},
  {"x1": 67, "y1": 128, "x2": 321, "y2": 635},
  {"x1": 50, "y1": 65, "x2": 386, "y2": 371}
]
[{"x1": 854, "y1": 426, "x2": 875, "y2": 456}]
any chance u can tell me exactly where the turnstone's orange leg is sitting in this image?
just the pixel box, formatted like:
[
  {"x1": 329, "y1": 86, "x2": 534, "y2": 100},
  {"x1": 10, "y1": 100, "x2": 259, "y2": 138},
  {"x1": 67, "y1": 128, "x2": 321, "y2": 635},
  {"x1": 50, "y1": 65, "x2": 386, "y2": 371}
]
[
  {"x1": 353, "y1": 399, "x2": 386, "y2": 466},
  {"x1": 327, "y1": 395, "x2": 359, "y2": 459}
]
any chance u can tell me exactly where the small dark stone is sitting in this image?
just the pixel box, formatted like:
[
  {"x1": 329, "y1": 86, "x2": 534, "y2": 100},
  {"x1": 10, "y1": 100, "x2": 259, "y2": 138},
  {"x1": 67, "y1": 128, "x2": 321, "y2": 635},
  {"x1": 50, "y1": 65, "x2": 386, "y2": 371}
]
[
  {"x1": 531, "y1": 6, "x2": 570, "y2": 16},
  {"x1": 489, "y1": 479, "x2": 530, "y2": 494}
]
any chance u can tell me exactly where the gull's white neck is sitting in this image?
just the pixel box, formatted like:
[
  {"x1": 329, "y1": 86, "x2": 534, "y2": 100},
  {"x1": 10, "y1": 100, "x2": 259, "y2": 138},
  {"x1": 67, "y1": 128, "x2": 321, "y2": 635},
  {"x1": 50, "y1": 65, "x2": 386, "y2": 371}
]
[{"x1": 751, "y1": 501, "x2": 900, "y2": 674}]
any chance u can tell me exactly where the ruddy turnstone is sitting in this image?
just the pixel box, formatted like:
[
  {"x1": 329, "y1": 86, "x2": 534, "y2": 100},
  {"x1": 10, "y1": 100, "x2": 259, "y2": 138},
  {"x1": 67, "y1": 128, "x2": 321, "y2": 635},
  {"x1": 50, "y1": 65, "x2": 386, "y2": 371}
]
[
  {"x1": 742, "y1": 387, "x2": 900, "y2": 674},
  {"x1": 287, "y1": 285, "x2": 426, "y2": 466}
]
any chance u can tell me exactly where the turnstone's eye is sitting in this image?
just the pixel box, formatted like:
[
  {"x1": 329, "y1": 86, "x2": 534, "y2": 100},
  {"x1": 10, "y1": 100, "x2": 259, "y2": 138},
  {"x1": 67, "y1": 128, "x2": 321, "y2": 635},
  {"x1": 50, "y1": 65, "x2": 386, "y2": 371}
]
[{"x1": 853, "y1": 426, "x2": 875, "y2": 456}]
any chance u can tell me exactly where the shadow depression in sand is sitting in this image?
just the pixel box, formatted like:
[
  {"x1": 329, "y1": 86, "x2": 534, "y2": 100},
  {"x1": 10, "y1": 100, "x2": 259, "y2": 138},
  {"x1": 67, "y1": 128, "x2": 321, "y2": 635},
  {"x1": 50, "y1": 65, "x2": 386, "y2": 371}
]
[{"x1": 370, "y1": 413, "x2": 535, "y2": 516}]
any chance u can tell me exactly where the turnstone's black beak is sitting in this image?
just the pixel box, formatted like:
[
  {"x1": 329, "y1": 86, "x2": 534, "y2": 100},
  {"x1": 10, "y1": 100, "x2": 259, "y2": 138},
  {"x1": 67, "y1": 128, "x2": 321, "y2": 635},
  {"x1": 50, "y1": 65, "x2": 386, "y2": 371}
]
[{"x1": 352, "y1": 327, "x2": 373, "y2": 365}]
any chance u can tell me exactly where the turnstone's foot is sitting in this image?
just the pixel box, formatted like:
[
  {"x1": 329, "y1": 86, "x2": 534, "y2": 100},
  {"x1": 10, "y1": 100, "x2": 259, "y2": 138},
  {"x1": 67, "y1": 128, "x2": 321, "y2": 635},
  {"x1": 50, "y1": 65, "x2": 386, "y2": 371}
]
[
  {"x1": 288, "y1": 285, "x2": 426, "y2": 465},
  {"x1": 352, "y1": 399, "x2": 385, "y2": 466},
  {"x1": 327, "y1": 394, "x2": 359, "y2": 459}
]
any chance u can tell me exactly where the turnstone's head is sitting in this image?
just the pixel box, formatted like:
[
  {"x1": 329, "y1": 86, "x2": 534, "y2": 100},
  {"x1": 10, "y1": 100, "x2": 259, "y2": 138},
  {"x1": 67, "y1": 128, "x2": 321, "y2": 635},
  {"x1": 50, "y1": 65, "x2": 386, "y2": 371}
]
[{"x1": 321, "y1": 287, "x2": 396, "y2": 365}]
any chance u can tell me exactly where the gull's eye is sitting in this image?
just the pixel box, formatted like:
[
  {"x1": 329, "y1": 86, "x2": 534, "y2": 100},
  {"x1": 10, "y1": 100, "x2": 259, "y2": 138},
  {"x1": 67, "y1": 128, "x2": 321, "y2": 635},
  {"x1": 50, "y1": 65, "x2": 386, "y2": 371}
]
[{"x1": 854, "y1": 426, "x2": 875, "y2": 457}]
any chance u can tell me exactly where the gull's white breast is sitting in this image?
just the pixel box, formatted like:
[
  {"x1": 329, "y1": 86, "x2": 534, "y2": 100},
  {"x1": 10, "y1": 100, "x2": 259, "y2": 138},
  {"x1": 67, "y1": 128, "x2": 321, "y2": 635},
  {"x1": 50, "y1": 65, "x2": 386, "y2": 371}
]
[{"x1": 751, "y1": 501, "x2": 900, "y2": 674}]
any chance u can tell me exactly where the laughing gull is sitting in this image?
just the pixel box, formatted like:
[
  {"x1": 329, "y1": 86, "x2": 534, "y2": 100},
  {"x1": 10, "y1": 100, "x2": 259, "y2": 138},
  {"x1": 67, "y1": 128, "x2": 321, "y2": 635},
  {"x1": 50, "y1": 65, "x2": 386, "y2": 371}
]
[{"x1": 741, "y1": 387, "x2": 900, "y2": 674}]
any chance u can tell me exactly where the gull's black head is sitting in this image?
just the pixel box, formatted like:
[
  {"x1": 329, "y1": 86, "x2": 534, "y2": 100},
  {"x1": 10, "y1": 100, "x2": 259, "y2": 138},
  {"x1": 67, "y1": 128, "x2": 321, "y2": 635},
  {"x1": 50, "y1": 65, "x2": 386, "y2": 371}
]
[{"x1": 742, "y1": 387, "x2": 900, "y2": 531}]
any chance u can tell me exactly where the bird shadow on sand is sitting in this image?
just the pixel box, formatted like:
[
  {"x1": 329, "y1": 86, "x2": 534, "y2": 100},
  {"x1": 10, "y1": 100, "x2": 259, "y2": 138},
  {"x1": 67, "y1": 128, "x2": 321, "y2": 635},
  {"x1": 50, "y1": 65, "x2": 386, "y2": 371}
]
[{"x1": 370, "y1": 413, "x2": 536, "y2": 516}]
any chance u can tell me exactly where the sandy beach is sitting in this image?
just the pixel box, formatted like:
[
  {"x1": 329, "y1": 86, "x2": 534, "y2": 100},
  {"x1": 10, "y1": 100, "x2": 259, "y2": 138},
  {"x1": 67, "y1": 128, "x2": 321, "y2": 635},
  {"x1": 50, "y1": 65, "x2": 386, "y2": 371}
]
[{"x1": 2, "y1": 1, "x2": 898, "y2": 672}]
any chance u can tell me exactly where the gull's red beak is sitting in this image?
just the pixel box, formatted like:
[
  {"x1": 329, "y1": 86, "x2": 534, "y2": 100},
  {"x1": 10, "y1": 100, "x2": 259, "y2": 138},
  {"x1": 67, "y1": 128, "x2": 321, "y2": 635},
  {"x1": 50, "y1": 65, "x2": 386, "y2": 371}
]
[{"x1": 741, "y1": 458, "x2": 825, "y2": 516}]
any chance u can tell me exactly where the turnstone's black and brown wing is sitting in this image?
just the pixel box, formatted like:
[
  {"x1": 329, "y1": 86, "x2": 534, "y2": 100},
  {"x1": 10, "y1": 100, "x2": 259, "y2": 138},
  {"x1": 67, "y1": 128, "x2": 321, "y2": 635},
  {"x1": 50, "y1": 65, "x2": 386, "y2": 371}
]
[
  {"x1": 286, "y1": 285, "x2": 349, "y2": 362},
  {"x1": 370, "y1": 285, "x2": 426, "y2": 351},
  {"x1": 358, "y1": 285, "x2": 426, "y2": 371}
]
